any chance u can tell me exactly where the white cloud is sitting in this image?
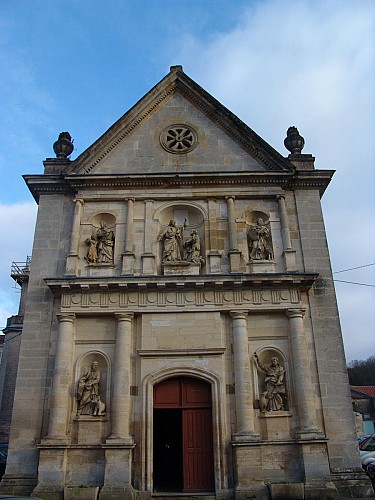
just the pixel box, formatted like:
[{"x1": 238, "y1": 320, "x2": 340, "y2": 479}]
[
  {"x1": 177, "y1": 0, "x2": 375, "y2": 361},
  {"x1": 0, "y1": 203, "x2": 37, "y2": 329}
]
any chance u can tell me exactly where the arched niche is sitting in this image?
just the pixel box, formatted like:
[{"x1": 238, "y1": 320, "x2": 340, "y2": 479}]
[
  {"x1": 154, "y1": 203, "x2": 207, "y2": 270},
  {"x1": 75, "y1": 351, "x2": 110, "y2": 416},
  {"x1": 85, "y1": 213, "x2": 116, "y2": 266},
  {"x1": 253, "y1": 347, "x2": 289, "y2": 412},
  {"x1": 244, "y1": 210, "x2": 274, "y2": 262}
]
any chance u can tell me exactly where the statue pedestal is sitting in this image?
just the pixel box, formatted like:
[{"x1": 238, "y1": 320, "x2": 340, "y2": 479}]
[
  {"x1": 87, "y1": 264, "x2": 115, "y2": 277},
  {"x1": 72, "y1": 416, "x2": 108, "y2": 445},
  {"x1": 162, "y1": 261, "x2": 200, "y2": 275},
  {"x1": 247, "y1": 260, "x2": 275, "y2": 273}
]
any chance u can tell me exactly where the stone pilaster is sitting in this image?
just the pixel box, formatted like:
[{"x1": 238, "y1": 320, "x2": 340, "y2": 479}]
[
  {"x1": 277, "y1": 195, "x2": 296, "y2": 271},
  {"x1": 230, "y1": 311, "x2": 259, "y2": 441},
  {"x1": 46, "y1": 314, "x2": 75, "y2": 441},
  {"x1": 226, "y1": 196, "x2": 241, "y2": 272},
  {"x1": 101, "y1": 313, "x2": 135, "y2": 499},
  {"x1": 286, "y1": 309, "x2": 323, "y2": 439},
  {"x1": 65, "y1": 199, "x2": 84, "y2": 275},
  {"x1": 108, "y1": 313, "x2": 134, "y2": 442},
  {"x1": 141, "y1": 200, "x2": 156, "y2": 275},
  {"x1": 122, "y1": 198, "x2": 135, "y2": 275}
]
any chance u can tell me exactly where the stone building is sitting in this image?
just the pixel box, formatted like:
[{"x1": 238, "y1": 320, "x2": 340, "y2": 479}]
[{"x1": 1, "y1": 66, "x2": 372, "y2": 499}]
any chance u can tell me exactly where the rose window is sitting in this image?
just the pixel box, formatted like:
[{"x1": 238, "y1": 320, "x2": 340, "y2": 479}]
[{"x1": 160, "y1": 125, "x2": 198, "y2": 154}]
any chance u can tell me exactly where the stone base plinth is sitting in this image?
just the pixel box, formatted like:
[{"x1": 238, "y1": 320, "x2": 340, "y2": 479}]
[
  {"x1": 65, "y1": 486, "x2": 99, "y2": 500},
  {"x1": 208, "y1": 251, "x2": 222, "y2": 273},
  {"x1": 141, "y1": 253, "x2": 156, "y2": 275},
  {"x1": 65, "y1": 253, "x2": 79, "y2": 276},
  {"x1": 162, "y1": 261, "x2": 200, "y2": 275},
  {"x1": 229, "y1": 250, "x2": 241, "y2": 273},
  {"x1": 247, "y1": 260, "x2": 275, "y2": 273},
  {"x1": 283, "y1": 248, "x2": 297, "y2": 271},
  {"x1": 121, "y1": 252, "x2": 135, "y2": 275},
  {"x1": 87, "y1": 264, "x2": 115, "y2": 277},
  {"x1": 72, "y1": 416, "x2": 108, "y2": 445}
]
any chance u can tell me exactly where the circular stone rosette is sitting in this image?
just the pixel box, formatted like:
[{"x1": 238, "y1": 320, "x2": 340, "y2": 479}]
[{"x1": 160, "y1": 124, "x2": 198, "y2": 154}]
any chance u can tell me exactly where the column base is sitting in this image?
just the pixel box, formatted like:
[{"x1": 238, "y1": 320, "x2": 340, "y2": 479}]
[
  {"x1": 0, "y1": 475, "x2": 38, "y2": 498},
  {"x1": 232, "y1": 431, "x2": 260, "y2": 443},
  {"x1": 331, "y1": 469, "x2": 374, "y2": 499},
  {"x1": 295, "y1": 428, "x2": 326, "y2": 440}
]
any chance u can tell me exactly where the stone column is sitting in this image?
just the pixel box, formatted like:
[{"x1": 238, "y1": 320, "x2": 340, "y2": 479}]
[
  {"x1": 65, "y1": 199, "x2": 84, "y2": 275},
  {"x1": 226, "y1": 196, "x2": 241, "y2": 272},
  {"x1": 122, "y1": 198, "x2": 135, "y2": 275},
  {"x1": 101, "y1": 313, "x2": 135, "y2": 499},
  {"x1": 230, "y1": 311, "x2": 258, "y2": 441},
  {"x1": 142, "y1": 200, "x2": 155, "y2": 275},
  {"x1": 108, "y1": 313, "x2": 134, "y2": 442},
  {"x1": 47, "y1": 314, "x2": 75, "y2": 440},
  {"x1": 277, "y1": 195, "x2": 296, "y2": 271},
  {"x1": 286, "y1": 309, "x2": 322, "y2": 438}
]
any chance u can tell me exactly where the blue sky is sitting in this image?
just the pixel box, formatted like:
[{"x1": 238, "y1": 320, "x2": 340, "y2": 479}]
[{"x1": 1, "y1": 0, "x2": 374, "y2": 361}]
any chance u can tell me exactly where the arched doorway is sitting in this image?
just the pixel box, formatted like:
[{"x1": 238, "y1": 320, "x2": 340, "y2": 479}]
[{"x1": 153, "y1": 376, "x2": 215, "y2": 493}]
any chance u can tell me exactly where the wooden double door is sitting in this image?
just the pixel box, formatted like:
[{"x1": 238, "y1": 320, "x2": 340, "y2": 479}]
[{"x1": 153, "y1": 376, "x2": 214, "y2": 493}]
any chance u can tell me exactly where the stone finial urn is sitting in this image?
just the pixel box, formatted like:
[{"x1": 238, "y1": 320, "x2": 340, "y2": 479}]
[
  {"x1": 284, "y1": 126, "x2": 305, "y2": 155},
  {"x1": 53, "y1": 132, "x2": 74, "y2": 159}
]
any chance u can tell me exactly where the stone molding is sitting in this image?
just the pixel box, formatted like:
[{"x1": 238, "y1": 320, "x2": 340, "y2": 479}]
[{"x1": 57, "y1": 287, "x2": 302, "y2": 311}]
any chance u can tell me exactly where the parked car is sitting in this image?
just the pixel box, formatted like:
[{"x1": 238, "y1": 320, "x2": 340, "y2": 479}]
[
  {"x1": 0, "y1": 445, "x2": 7, "y2": 480},
  {"x1": 365, "y1": 460, "x2": 375, "y2": 486},
  {"x1": 358, "y1": 434, "x2": 371, "y2": 446}
]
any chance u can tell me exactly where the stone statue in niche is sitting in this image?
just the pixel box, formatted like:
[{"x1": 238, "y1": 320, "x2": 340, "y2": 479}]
[
  {"x1": 254, "y1": 352, "x2": 287, "y2": 412},
  {"x1": 158, "y1": 219, "x2": 186, "y2": 262},
  {"x1": 184, "y1": 229, "x2": 205, "y2": 264},
  {"x1": 85, "y1": 220, "x2": 115, "y2": 264},
  {"x1": 76, "y1": 360, "x2": 106, "y2": 416},
  {"x1": 158, "y1": 220, "x2": 205, "y2": 265},
  {"x1": 248, "y1": 218, "x2": 274, "y2": 261}
]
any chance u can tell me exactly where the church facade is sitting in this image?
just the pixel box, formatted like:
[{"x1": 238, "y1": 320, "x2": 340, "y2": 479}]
[{"x1": 1, "y1": 66, "x2": 372, "y2": 499}]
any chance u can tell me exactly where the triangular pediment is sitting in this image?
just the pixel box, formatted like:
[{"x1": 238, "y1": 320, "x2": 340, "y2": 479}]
[{"x1": 68, "y1": 66, "x2": 292, "y2": 176}]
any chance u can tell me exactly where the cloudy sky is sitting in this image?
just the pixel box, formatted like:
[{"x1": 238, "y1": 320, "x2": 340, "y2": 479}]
[{"x1": 1, "y1": 0, "x2": 374, "y2": 362}]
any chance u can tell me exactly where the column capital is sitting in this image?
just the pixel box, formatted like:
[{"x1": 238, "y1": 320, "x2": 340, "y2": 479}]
[
  {"x1": 56, "y1": 313, "x2": 76, "y2": 324},
  {"x1": 115, "y1": 313, "x2": 134, "y2": 322},
  {"x1": 225, "y1": 195, "x2": 236, "y2": 201},
  {"x1": 286, "y1": 308, "x2": 305, "y2": 319},
  {"x1": 276, "y1": 194, "x2": 285, "y2": 201},
  {"x1": 230, "y1": 310, "x2": 249, "y2": 320},
  {"x1": 73, "y1": 198, "x2": 84, "y2": 206},
  {"x1": 126, "y1": 198, "x2": 135, "y2": 203}
]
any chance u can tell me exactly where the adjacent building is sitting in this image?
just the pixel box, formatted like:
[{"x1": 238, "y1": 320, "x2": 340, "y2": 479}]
[{"x1": 0, "y1": 66, "x2": 372, "y2": 499}]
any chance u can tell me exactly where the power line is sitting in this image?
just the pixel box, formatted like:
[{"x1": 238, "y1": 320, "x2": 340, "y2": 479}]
[
  {"x1": 333, "y1": 262, "x2": 375, "y2": 274},
  {"x1": 334, "y1": 279, "x2": 375, "y2": 288}
]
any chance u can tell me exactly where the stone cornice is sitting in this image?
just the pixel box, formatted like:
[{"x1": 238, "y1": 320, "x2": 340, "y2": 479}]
[
  {"x1": 45, "y1": 273, "x2": 317, "y2": 313},
  {"x1": 45, "y1": 273, "x2": 318, "y2": 292},
  {"x1": 24, "y1": 170, "x2": 334, "y2": 202}
]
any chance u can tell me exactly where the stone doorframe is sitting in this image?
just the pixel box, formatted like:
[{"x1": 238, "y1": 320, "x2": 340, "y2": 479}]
[{"x1": 141, "y1": 366, "x2": 228, "y2": 494}]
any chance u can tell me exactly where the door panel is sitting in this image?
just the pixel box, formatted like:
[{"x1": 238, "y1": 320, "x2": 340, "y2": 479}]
[{"x1": 183, "y1": 409, "x2": 214, "y2": 492}]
